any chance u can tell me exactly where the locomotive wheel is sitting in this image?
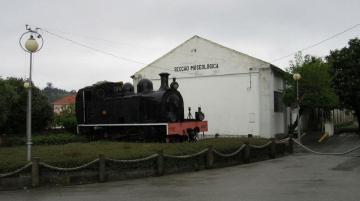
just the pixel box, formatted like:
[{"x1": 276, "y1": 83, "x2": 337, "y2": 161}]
[
  {"x1": 187, "y1": 128, "x2": 199, "y2": 142},
  {"x1": 167, "y1": 134, "x2": 189, "y2": 143}
]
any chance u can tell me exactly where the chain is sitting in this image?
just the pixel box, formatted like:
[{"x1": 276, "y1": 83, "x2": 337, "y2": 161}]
[
  {"x1": 0, "y1": 163, "x2": 32, "y2": 178},
  {"x1": 250, "y1": 141, "x2": 272, "y2": 149},
  {"x1": 275, "y1": 137, "x2": 290, "y2": 144},
  {"x1": 106, "y1": 154, "x2": 158, "y2": 163},
  {"x1": 164, "y1": 148, "x2": 209, "y2": 159},
  {"x1": 1, "y1": 139, "x2": 292, "y2": 176},
  {"x1": 293, "y1": 140, "x2": 360, "y2": 155},
  {"x1": 213, "y1": 144, "x2": 246, "y2": 157},
  {"x1": 39, "y1": 159, "x2": 99, "y2": 171}
]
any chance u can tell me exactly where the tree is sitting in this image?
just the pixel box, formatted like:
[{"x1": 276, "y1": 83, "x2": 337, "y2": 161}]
[
  {"x1": 327, "y1": 37, "x2": 360, "y2": 131},
  {"x1": 0, "y1": 78, "x2": 19, "y2": 128},
  {"x1": 42, "y1": 82, "x2": 70, "y2": 103},
  {"x1": 46, "y1": 82, "x2": 53, "y2": 89},
  {"x1": 0, "y1": 77, "x2": 53, "y2": 134},
  {"x1": 284, "y1": 53, "x2": 339, "y2": 131}
]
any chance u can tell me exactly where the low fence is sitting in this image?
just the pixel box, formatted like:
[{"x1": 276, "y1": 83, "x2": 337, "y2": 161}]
[{"x1": 0, "y1": 137, "x2": 293, "y2": 190}]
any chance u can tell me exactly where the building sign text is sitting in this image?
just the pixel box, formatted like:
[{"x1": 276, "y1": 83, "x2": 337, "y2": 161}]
[{"x1": 174, "y1": 63, "x2": 219, "y2": 72}]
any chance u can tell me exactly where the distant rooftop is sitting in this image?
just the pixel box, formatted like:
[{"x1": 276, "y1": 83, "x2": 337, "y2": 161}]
[{"x1": 52, "y1": 94, "x2": 76, "y2": 105}]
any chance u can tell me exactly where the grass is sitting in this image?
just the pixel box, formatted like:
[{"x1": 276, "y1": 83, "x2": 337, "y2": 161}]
[
  {"x1": 335, "y1": 121, "x2": 357, "y2": 129},
  {"x1": 1, "y1": 132, "x2": 87, "y2": 147},
  {"x1": 0, "y1": 137, "x2": 268, "y2": 173},
  {"x1": 334, "y1": 121, "x2": 359, "y2": 134}
]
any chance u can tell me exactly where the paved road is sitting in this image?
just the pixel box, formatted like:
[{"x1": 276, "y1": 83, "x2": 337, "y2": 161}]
[{"x1": 1, "y1": 133, "x2": 360, "y2": 201}]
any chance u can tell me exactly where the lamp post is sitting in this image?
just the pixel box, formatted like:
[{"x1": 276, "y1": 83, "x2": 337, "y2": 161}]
[
  {"x1": 19, "y1": 25, "x2": 44, "y2": 161},
  {"x1": 293, "y1": 73, "x2": 301, "y2": 144}
]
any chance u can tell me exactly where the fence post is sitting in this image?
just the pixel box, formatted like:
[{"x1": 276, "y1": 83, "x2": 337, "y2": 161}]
[
  {"x1": 156, "y1": 150, "x2": 164, "y2": 176},
  {"x1": 288, "y1": 135, "x2": 294, "y2": 154},
  {"x1": 206, "y1": 146, "x2": 214, "y2": 168},
  {"x1": 31, "y1": 157, "x2": 40, "y2": 187},
  {"x1": 269, "y1": 139, "x2": 276, "y2": 159},
  {"x1": 99, "y1": 154, "x2": 106, "y2": 182},
  {"x1": 243, "y1": 142, "x2": 250, "y2": 163}
]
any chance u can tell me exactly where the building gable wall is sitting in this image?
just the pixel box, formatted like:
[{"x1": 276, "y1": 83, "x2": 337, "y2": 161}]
[
  {"x1": 134, "y1": 36, "x2": 270, "y2": 82},
  {"x1": 133, "y1": 36, "x2": 285, "y2": 137}
]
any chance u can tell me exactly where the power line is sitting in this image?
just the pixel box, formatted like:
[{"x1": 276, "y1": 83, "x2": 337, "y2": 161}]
[
  {"x1": 37, "y1": 26, "x2": 262, "y2": 77},
  {"x1": 39, "y1": 26, "x2": 157, "y2": 50},
  {"x1": 270, "y1": 23, "x2": 360, "y2": 63},
  {"x1": 36, "y1": 22, "x2": 360, "y2": 77},
  {"x1": 38, "y1": 27, "x2": 199, "y2": 76},
  {"x1": 42, "y1": 29, "x2": 145, "y2": 65},
  {"x1": 33, "y1": 25, "x2": 248, "y2": 65}
]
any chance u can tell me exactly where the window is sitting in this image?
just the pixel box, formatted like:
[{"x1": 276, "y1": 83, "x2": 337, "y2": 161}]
[{"x1": 274, "y1": 91, "x2": 284, "y2": 112}]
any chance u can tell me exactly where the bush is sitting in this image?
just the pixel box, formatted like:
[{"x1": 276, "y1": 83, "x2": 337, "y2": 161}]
[
  {"x1": 60, "y1": 116, "x2": 77, "y2": 133},
  {"x1": 0, "y1": 135, "x2": 25, "y2": 147},
  {"x1": 32, "y1": 133, "x2": 87, "y2": 145}
]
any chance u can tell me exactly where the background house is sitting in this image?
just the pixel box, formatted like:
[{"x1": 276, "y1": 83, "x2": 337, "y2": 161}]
[{"x1": 52, "y1": 94, "x2": 77, "y2": 114}]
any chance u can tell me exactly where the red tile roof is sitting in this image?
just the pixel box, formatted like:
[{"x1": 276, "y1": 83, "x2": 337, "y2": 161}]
[{"x1": 53, "y1": 94, "x2": 76, "y2": 105}]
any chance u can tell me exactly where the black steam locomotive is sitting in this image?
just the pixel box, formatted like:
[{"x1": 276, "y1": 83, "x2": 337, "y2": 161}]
[{"x1": 75, "y1": 73, "x2": 207, "y2": 142}]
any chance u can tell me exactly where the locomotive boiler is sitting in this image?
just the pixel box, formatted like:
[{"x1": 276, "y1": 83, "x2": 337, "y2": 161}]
[{"x1": 75, "y1": 73, "x2": 208, "y2": 142}]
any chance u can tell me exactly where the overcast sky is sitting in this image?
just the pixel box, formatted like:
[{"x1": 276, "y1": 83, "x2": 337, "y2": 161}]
[{"x1": 1, "y1": 0, "x2": 360, "y2": 91}]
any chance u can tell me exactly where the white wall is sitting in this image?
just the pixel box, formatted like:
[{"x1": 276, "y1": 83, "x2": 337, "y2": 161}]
[
  {"x1": 258, "y1": 68, "x2": 286, "y2": 138},
  {"x1": 258, "y1": 68, "x2": 272, "y2": 138},
  {"x1": 150, "y1": 73, "x2": 260, "y2": 135}
]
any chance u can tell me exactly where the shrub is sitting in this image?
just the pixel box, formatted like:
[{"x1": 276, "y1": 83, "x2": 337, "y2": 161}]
[
  {"x1": 0, "y1": 135, "x2": 25, "y2": 147},
  {"x1": 60, "y1": 116, "x2": 77, "y2": 133},
  {"x1": 32, "y1": 133, "x2": 87, "y2": 145}
]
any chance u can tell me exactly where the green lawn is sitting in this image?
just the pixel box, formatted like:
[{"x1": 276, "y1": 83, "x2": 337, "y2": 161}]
[
  {"x1": 0, "y1": 137, "x2": 268, "y2": 173},
  {"x1": 335, "y1": 121, "x2": 358, "y2": 129}
]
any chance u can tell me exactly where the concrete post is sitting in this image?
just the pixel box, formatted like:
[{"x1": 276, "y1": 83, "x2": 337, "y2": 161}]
[
  {"x1": 156, "y1": 150, "x2": 164, "y2": 176},
  {"x1": 269, "y1": 139, "x2": 276, "y2": 159},
  {"x1": 206, "y1": 146, "x2": 214, "y2": 168},
  {"x1": 99, "y1": 154, "x2": 106, "y2": 182},
  {"x1": 288, "y1": 135, "x2": 294, "y2": 154},
  {"x1": 31, "y1": 157, "x2": 40, "y2": 187},
  {"x1": 243, "y1": 142, "x2": 250, "y2": 163}
]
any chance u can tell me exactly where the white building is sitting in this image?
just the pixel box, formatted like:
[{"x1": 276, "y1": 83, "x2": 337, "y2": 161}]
[{"x1": 132, "y1": 36, "x2": 287, "y2": 138}]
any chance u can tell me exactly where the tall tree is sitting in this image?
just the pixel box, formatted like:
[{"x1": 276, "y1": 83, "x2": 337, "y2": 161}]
[
  {"x1": 327, "y1": 38, "x2": 360, "y2": 131},
  {"x1": 284, "y1": 53, "x2": 338, "y2": 109},
  {"x1": 0, "y1": 77, "x2": 53, "y2": 134},
  {"x1": 0, "y1": 78, "x2": 19, "y2": 127},
  {"x1": 284, "y1": 53, "x2": 339, "y2": 131},
  {"x1": 42, "y1": 82, "x2": 70, "y2": 103}
]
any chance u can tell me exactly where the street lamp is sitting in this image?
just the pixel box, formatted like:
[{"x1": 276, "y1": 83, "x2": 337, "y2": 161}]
[
  {"x1": 293, "y1": 73, "x2": 301, "y2": 144},
  {"x1": 19, "y1": 25, "x2": 44, "y2": 161}
]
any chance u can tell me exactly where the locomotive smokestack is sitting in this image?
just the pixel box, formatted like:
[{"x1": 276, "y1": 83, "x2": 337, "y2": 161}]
[{"x1": 159, "y1": 73, "x2": 170, "y2": 90}]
